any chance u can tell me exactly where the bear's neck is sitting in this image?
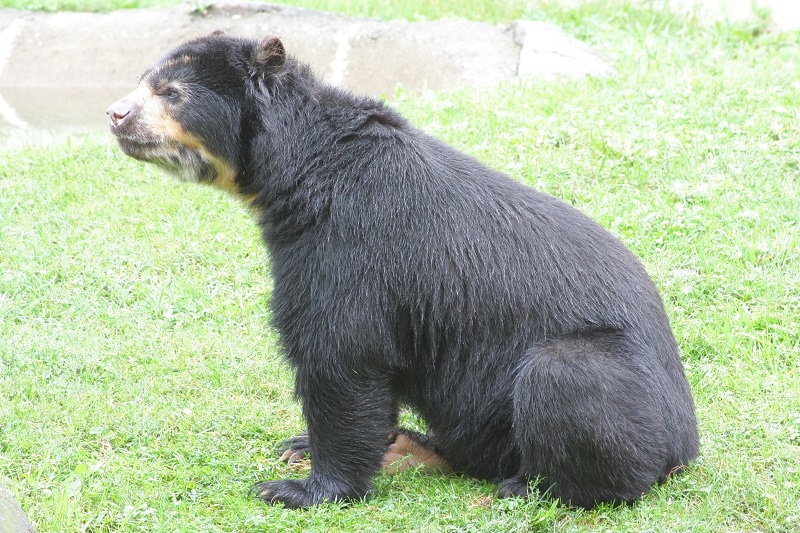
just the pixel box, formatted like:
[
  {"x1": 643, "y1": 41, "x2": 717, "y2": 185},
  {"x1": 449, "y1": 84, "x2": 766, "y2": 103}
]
[{"x1": 242, "y1": 73, "x2": 408, "y2": 249}]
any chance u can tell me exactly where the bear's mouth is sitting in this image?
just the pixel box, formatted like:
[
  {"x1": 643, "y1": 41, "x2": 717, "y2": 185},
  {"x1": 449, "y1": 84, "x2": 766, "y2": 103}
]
[
  {"x1": 111, "y1": 129, "x2": 170, "y2": 161},
  {"x1": 116, "y1": 139, "x2": 162, "y2": 161},
  {"x1": 113, "y1": 135, "x2": 215, "y2": 184}
]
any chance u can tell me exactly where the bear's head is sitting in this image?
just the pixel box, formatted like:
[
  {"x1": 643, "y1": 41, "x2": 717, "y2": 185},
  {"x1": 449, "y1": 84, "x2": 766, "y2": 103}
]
[{"x1": 107, "y1": 33, "x2": 286, "y2": 193}]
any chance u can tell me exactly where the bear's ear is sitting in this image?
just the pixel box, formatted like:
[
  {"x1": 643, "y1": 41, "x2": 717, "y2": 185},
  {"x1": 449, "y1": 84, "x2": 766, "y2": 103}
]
[{"x1": 253, "y1": 36, "x2": 286, "y2": 77}]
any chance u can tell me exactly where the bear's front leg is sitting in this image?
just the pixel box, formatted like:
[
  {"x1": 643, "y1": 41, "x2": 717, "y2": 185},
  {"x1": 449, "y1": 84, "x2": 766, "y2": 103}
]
[{"x1": 253, "y1": 372, "x2": 397, "y2": 508}]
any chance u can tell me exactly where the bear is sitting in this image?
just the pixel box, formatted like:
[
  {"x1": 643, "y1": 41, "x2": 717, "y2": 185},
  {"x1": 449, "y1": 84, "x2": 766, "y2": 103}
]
[{"x1": 106, "y1": 32, "x2": 699, "y2": 509}]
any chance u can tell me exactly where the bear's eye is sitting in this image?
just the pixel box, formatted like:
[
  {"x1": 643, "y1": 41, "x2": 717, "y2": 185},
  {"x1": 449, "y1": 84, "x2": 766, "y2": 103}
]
[{"x1": 159, "y1": 88, "x2": 180, "y2": 100}]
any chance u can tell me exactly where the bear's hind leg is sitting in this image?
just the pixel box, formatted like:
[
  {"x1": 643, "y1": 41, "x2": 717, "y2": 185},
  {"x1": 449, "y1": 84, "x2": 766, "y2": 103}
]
[
  {"x1": 276, "y1": 428, "x2": 452, "y2": 475},
  {"x1": 382, "y1": 429, "x2": 451, "y2": 474},
  {"x1": 512, "y1": 330, "x2": 680, "y2": 508},
  {"x1": 277, "y1": 432, "x2": 310, "y2": 465}
]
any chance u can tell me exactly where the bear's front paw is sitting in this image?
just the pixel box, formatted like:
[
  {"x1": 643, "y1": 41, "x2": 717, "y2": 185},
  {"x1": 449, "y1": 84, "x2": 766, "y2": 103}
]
[
  {"x1": 252, "y1": 477, "x2": 368, "y2": 508},
  {"x1": 277, "y1": 432, "x2": 311, "y2": 465},
  {"x1": 252, "y1": 479, "x2": 319, "y2": 509}
]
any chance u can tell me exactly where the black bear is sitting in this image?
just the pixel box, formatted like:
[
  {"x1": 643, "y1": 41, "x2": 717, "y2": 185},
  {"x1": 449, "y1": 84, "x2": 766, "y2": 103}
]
[{"x1": 107, "y1": 33, "x2": 699, "y2": 509}]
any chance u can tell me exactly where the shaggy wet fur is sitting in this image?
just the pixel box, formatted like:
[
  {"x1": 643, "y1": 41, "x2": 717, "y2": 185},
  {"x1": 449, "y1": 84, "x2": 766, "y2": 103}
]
[{"x1": 108, "y1": 33, "x2": 699, "y2": 509}]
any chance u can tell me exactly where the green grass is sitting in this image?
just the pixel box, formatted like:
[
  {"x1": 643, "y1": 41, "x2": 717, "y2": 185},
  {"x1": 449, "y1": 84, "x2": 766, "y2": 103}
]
[
  {"x1": 0, "y1": 0, "x2": 170, "y2": 11},
  {"x1": 0, "y1": 0, "x2": 528, "y2": 21},
  {"x1": 2, "y1": 1, "x2": 800, "y2": 531}
]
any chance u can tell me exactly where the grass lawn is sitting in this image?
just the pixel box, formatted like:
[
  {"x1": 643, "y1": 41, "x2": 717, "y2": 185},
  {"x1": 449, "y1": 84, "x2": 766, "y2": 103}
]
[
  {"x1": 2, "y1": 1, "x2": 799, "y2": 531},
  {"x1": 0, "y1": 0, "x2": 528, "y2": 22}
]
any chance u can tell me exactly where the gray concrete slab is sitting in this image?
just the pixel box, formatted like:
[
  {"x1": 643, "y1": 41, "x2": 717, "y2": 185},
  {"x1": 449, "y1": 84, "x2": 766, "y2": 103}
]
[
  {"x1": 0, "y1": 2, "x2": 616, "y2": 147},
  {"x1": 0, "y1": 3, "x2": 556, "y2": 92},
  {"x1": 0, "y1": 484, "x2": 35, "y2": 533},
  {"x1": 514, "y1": 21, "x2": 615, "y2": 79},
  {"x1": 3, "y1": 0, "x2": 796, "y2": 148}
]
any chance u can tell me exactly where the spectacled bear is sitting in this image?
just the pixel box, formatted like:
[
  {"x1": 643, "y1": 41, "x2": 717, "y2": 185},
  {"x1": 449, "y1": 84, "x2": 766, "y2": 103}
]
[{"x1": 107, "y1": 32, "x2": 699, "y2": 509}]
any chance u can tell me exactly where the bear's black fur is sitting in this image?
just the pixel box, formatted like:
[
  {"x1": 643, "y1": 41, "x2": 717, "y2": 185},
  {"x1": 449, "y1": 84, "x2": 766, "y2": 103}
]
[{"x1": 107, "y1": 33, "x2": 699, "y2": 509}]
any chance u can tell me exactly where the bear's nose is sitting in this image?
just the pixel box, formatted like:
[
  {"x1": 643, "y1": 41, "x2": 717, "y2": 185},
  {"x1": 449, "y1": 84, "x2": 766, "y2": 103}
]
[{"x1": 106, "y1": 101, "x2": 131, "y2": 127}]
